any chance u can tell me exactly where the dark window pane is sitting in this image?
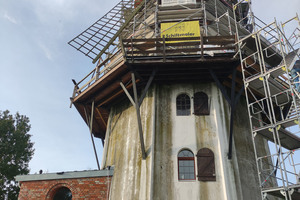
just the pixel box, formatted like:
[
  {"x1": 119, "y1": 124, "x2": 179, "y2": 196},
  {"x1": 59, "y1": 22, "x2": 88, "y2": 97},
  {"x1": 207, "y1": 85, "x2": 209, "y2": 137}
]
[
  {"x1": 176, "y1": 94, "x2": 191, "y2": 116},
  {"x1": 183, "y1": 167, "x2": 188, "y2": 173},
  {"x1": 178, "y1": 150, "x2": 194, "y2": 158},
  {"x1": 179, "y1": 160, "x2": 183, "y2": 166},
  {"x1": 53, "y1": 187, "x2": 72, "y2": 200},
  {"x1": 190, "y1": 174, "x2": 194, "y2": 179}
]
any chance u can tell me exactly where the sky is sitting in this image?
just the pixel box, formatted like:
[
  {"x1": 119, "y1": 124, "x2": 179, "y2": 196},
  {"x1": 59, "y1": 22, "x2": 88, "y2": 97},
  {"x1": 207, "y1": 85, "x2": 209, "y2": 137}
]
[{"x1": 0, "y1": 0, "x2": 299, "y2": 174}]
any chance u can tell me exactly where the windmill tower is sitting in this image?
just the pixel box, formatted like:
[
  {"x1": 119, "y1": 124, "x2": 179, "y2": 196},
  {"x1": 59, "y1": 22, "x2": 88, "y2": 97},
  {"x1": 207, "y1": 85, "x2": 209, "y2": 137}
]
[{"x1": 69, "y1": 0, "x2": 300, "y2": 199}]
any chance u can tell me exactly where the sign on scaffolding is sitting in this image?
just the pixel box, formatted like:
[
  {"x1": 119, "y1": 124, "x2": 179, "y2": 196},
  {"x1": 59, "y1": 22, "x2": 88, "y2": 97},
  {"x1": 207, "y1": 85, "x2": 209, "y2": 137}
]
[
  {"x1": 161, "y1": 0, "x2": 196, "y2": 6},
  {"x1": 161, "y1": 20, "x2": 200, "y2": 43}
]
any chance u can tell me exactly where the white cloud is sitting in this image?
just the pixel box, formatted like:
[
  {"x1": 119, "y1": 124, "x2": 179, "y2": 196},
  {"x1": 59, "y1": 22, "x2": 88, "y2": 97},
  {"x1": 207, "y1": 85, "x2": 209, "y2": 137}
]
[
  {"x1": 3, "y1": 12, "x2": 17, "y2": 24},
  {"x1": 38, "y1": 42, "x2": 53, "y2": 61}
]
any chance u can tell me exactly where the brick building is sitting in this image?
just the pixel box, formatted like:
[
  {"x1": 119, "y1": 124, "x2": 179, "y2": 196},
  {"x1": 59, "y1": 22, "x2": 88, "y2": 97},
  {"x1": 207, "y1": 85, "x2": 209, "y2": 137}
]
[{"x1": 15, "y1": 170, "x2": 113, "y2": 200}]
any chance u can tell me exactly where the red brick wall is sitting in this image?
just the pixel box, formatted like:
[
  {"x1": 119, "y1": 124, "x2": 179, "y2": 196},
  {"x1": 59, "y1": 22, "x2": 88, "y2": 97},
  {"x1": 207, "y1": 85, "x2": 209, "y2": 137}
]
[{"x1": 18, "y1": 176, "x2": 112, "y2": 200}]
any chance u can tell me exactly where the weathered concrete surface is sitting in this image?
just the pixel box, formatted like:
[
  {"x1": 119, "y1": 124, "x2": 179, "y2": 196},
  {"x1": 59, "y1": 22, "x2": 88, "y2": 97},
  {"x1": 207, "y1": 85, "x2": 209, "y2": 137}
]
[
  {"x1": 103, "y1": 83, "x2": 274, "y2": 200},
  {"x1": 104, "y1": 87, "x2": 154, "y2": 200},
  {"x1": 152, "y1": 85, "x2": 174, "y2": 200},
  {"x1": 153, "y1": 83, "x2": 238, "y2": 200},
  {"x1": 232, "y1": 97, "x2": 266, "y2": 200}
]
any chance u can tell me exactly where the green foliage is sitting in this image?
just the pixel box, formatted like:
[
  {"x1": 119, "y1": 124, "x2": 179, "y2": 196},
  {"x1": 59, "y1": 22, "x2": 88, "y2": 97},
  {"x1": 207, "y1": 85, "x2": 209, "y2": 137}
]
[{"x1": 0, "y1": 110, "x2": 34, "y2": 200}]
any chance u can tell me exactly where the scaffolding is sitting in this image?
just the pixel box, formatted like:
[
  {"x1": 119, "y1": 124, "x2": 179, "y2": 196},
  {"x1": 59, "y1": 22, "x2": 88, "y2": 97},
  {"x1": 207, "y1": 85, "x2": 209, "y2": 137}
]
[
  {"x1": 234, "y1": 0, "x2": 300, "y2": 199},
  {"x1": 68, "y1": 0, "x2": 239, "y2": 96},
  {"x1": 68, "y1": 0, "x2": 300, "y2": 199}
]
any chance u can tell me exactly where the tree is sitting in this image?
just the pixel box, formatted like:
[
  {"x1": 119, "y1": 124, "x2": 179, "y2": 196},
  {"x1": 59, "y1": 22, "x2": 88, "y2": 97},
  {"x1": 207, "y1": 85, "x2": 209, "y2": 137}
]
[{"x1": 0, "y1": 110, "x2": 34, "y2": 200}]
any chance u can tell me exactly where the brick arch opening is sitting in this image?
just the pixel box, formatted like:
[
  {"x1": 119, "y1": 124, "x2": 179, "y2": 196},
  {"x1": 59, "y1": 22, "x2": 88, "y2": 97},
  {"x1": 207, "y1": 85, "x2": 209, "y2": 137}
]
[{"x1": 46, "y1": 183, "x2": 74, "y2": 200}]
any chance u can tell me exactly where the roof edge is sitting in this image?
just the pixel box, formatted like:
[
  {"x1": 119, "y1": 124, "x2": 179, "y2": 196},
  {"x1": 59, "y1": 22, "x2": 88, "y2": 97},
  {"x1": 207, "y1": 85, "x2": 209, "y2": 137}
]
[{"x1": 15, "y1": 169, "x2": 113, "y2": 182}]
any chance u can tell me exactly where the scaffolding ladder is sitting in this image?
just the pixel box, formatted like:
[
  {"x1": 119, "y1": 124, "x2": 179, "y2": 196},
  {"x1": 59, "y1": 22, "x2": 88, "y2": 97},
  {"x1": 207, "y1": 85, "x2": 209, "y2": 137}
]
[{"x1": 234, "y1": 0, "x2": 300, "y2": 199}]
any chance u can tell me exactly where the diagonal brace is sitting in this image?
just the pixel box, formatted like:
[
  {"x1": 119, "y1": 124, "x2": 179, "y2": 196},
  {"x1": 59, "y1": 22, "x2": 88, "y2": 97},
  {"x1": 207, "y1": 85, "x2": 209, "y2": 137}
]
[
  {"x1": 139, "y1": 69, "x2": 156, "y2": 106},
  {"x1": 84, "y1": 101, "x2": 101, "y2": 170},
  {"x1": 210, "y1": 68, "x2": 244, "y2": 159},
  {"x1": 132, "y1": 72, "x2": 147, "y2": 159},
  {"x1": 209, "y1": 69, "x2": 231, "y2": 104},
  {"x1": 120, "y1": 82, "x2": 136, "y2": 107},
  {"x1": 119, "y1": 70, "x2": 156, "y2": 159}
]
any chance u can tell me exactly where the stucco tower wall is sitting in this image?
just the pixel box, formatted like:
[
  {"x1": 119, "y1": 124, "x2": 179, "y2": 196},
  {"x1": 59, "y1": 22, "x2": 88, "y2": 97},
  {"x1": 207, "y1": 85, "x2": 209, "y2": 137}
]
[
  {"x1": 152, "y1": 83, "x2": 240, "y2": 200},
  {"x1": 104, "y1": 87, "x2": 154, "y2": 200},
  {"x1": 104, "y1": 83, "x2": 271, "y2": 200}
]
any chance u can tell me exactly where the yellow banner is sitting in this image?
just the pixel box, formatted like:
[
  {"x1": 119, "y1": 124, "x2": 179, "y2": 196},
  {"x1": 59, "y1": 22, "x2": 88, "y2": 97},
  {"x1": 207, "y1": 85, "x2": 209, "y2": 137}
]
[{"x1": 161, "y1": 21, "x2": 200, "y2": 42}]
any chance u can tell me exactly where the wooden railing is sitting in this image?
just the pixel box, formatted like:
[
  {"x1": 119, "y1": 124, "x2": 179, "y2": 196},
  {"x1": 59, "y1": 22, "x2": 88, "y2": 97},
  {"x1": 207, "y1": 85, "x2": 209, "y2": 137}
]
[
  {"x1": 122, "y1": 35, "x2": 237, "y2": 62},
  {"x1": 70, "y1": 49, "x2": 124, "y2": 102},
  {"x1": 71, "y1": 35, "x2": 237, "y2": 102}
]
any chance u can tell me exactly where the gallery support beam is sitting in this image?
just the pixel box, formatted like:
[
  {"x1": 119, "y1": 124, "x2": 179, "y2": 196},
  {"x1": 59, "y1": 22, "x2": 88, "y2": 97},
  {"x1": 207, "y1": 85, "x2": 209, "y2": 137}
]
[
  {"x1": 132, "y1": 72, "x2": 147, "y2": 160},
  {"x1": 209, "y1": 68, "x2": 243, "y2": 160},
  {"x1": 84, "y1": 101, "x2": 101, "y2": 170},
  {"x1": 120, "y1": 70, "x2": 156, "y2": 160}
]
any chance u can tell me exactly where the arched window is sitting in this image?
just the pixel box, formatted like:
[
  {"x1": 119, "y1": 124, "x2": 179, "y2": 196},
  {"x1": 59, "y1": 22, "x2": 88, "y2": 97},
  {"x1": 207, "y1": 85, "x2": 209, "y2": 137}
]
[
  {"x1": 176, "y1": 94, "x2": 191, "y2": 116},
  {"x1": 53, "y1": 187, "x2": 72, "y2": 200},
  {"x1": 194, "y1": 92, "x2": 209, "y2": 116},
  {"x1": 178, "y1": 149, "x2": 195, "y2": 180},
  {"x1": 196, "y1": 148, "x2": 216, "y2": 181}
]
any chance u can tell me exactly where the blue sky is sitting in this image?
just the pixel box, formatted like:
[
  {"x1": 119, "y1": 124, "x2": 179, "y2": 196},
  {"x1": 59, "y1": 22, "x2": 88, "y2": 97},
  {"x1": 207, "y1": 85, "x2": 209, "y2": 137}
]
[{"x1": 0, "y1": 0, "x2": 299, "y2": 174}]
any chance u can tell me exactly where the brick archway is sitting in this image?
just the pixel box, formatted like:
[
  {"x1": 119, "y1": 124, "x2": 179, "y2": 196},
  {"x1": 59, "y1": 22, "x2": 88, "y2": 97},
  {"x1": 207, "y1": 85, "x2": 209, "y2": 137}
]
[
  {"x1": 17, "y1": 171, "x2": 113, "y2": 200},
  {"x1": 45, "y1": 183, "x2": 74, "y2": 200}
]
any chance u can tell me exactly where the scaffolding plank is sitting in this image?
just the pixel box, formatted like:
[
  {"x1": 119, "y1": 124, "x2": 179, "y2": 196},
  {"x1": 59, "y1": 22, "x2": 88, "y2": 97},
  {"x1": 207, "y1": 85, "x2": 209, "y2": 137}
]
[
  {"x1": 256, "y1": 127, "x2": 300, "y2": 150},
  {"x1": 263, "y1": 184, "x2": 300, "y2": 199},
  {"x1": 286, "y1": 48, "x2": 300, "y2": 70}
]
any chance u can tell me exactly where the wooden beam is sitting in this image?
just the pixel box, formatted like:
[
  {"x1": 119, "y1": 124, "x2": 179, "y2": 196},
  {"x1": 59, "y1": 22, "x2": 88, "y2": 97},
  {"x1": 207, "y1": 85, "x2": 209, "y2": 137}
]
[
  {"x1": 85, "y1": 102, "x2": 101, "y2": 170},
  {"x1": 97, "y1": 82, "x2": 136, "y2": 107},
  {"x1": 96, "y1": 108, "x2": 107, "y2": 129},
  {"x1": 210, "y1": 69, "x2": 231, "y2": 104},
  {"x1": 228, "y1": 68, "x2": 237, "y2": 160},
  {"x1": 120, "y1": 81, "x2": 136, "y2": 107},
  {"x1": 131, "y1": 72, "x2": 147, "y2": 160},
  {"x1": 139, "y1": 69, "x2": 156, "y2": 106}
]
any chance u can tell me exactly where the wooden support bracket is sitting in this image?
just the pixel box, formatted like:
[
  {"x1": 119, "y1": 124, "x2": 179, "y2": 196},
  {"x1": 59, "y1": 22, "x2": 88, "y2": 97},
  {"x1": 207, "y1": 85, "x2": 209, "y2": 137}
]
[
  {"x1": 119, "y1": 70, "x2": 156, "y2": 160},
  {"x1": 210, "y1": 68, "x2": 244, "y2": 160},
  {"x1": 84, "y1": 101, "x2": 101, "y2": 170}
]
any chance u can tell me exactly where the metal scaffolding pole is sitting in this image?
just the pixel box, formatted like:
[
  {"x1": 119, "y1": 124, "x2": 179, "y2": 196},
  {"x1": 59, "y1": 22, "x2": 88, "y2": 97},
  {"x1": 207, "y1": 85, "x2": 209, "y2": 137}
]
[{"x1": 233, "y1": 1, "x2": 300, "y2": 198}]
